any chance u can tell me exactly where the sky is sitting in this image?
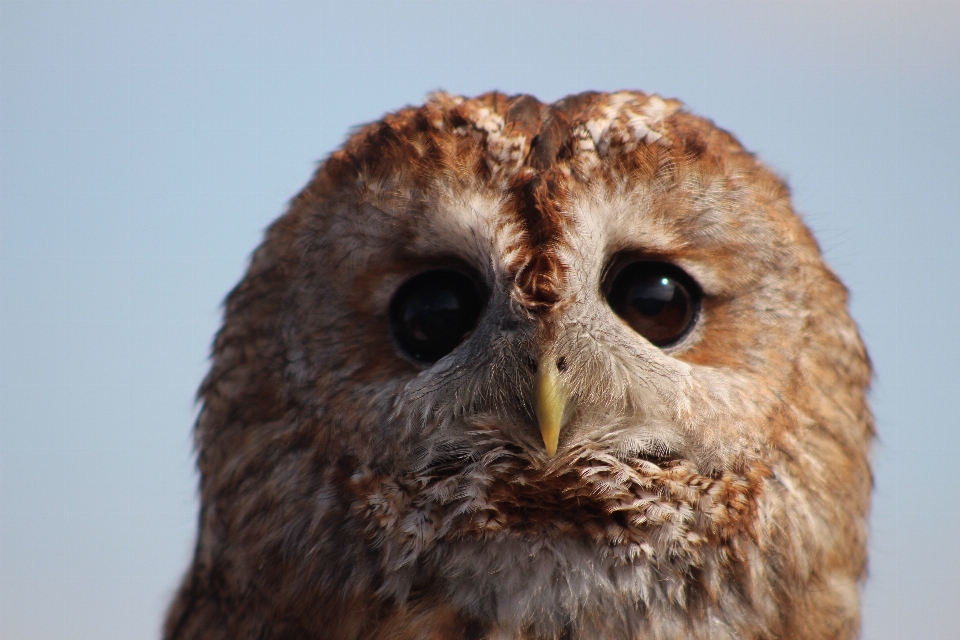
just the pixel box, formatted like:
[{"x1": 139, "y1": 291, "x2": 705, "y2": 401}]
[{"x1": 1, "y1": 1, "x2": 958, "y2": 638}]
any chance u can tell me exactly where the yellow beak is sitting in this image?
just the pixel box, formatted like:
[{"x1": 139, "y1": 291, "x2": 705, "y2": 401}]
[{"x1": 534, "y1": 355, "x2": 568, "y2": 457}]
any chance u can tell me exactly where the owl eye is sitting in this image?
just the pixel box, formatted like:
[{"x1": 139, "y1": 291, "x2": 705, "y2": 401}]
[
  {"x1": 390, "y1": 269, "x2": 485, "y2": 363},
  {"x1": 605, "y1": 261, "x2": 700, "y2": 347}
]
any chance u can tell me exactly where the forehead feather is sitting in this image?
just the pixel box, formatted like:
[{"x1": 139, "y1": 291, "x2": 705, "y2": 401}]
[
  {"x1": 307, "y1": 91, "x2": 808, "y2": 306},
  {"x1": 321, "y1": 91, "x2": 693, "y2": 185}
]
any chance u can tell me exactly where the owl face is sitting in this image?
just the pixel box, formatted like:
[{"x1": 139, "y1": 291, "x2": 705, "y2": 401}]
[{"x1": 171, "y1": 92, "x2": 873, "y2": 639}]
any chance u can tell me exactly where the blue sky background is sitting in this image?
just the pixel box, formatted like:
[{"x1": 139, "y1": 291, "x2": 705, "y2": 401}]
[{"x1": 1, "y1": 1, "x2": 958, "y2": 638}]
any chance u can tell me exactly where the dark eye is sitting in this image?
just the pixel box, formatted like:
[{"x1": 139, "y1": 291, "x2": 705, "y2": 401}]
[
  {"x1": 605, "y1": 261, "x2": 700, "y2": 347},
  {"x1": 390, "y1": 269, "x2": 485, "y2": 363}
]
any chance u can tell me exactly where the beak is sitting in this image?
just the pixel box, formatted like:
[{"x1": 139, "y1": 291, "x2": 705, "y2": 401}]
[{"x1": 534, "y1": 355, "x2": 568, "y2": 457}]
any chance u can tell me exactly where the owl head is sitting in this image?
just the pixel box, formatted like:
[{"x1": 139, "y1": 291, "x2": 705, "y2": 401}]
[{"x1": 167, "y1": 91, "x2": 873, "y2": 640}]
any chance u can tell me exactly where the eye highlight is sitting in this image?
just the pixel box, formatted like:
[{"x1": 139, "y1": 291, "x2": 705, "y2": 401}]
[
  {"x1": 390, "y1": 269, "x2": 485, "y2": 363},
  {"x1": 605, "y1": 261, "x2": 701, "y2": 347}
]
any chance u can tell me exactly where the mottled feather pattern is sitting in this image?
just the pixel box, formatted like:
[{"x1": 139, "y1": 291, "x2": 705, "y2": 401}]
[{"x1": 165, "y1": 91, "x2": 873, "y2": 639}]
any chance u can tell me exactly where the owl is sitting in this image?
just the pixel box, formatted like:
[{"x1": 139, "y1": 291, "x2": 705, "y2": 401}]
[{"x1": 164, "y1": 91, "x2": 873, "y2": 639}]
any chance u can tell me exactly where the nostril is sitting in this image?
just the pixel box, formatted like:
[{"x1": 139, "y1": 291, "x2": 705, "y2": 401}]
[{"x1": 556, "y1": 356, "x2": 567, "y2": 373}]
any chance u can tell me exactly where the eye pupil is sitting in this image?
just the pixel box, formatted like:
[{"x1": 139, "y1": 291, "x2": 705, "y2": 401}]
[
  {"x1": 606, "y1": 262, "x2": 700, "y2": 347},
  {"x1": 403, "y1": 289, "x2": 461, "y2": 342},
  {"x1": 629, "y1": 278, "x2": 674, "y2": 316},
  {"x1": 391, "y1": 269, "x2": 484, "y2": 363}
]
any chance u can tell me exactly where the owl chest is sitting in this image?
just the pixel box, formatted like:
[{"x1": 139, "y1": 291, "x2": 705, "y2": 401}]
[{"x1": 337, "y1": 469, "x2": 760, "y2": 640}]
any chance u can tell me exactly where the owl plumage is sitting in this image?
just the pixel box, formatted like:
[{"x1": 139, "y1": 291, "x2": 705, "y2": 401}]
[{"x1": 164, "y1": 91, "x2": 873, "y2": 639}]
